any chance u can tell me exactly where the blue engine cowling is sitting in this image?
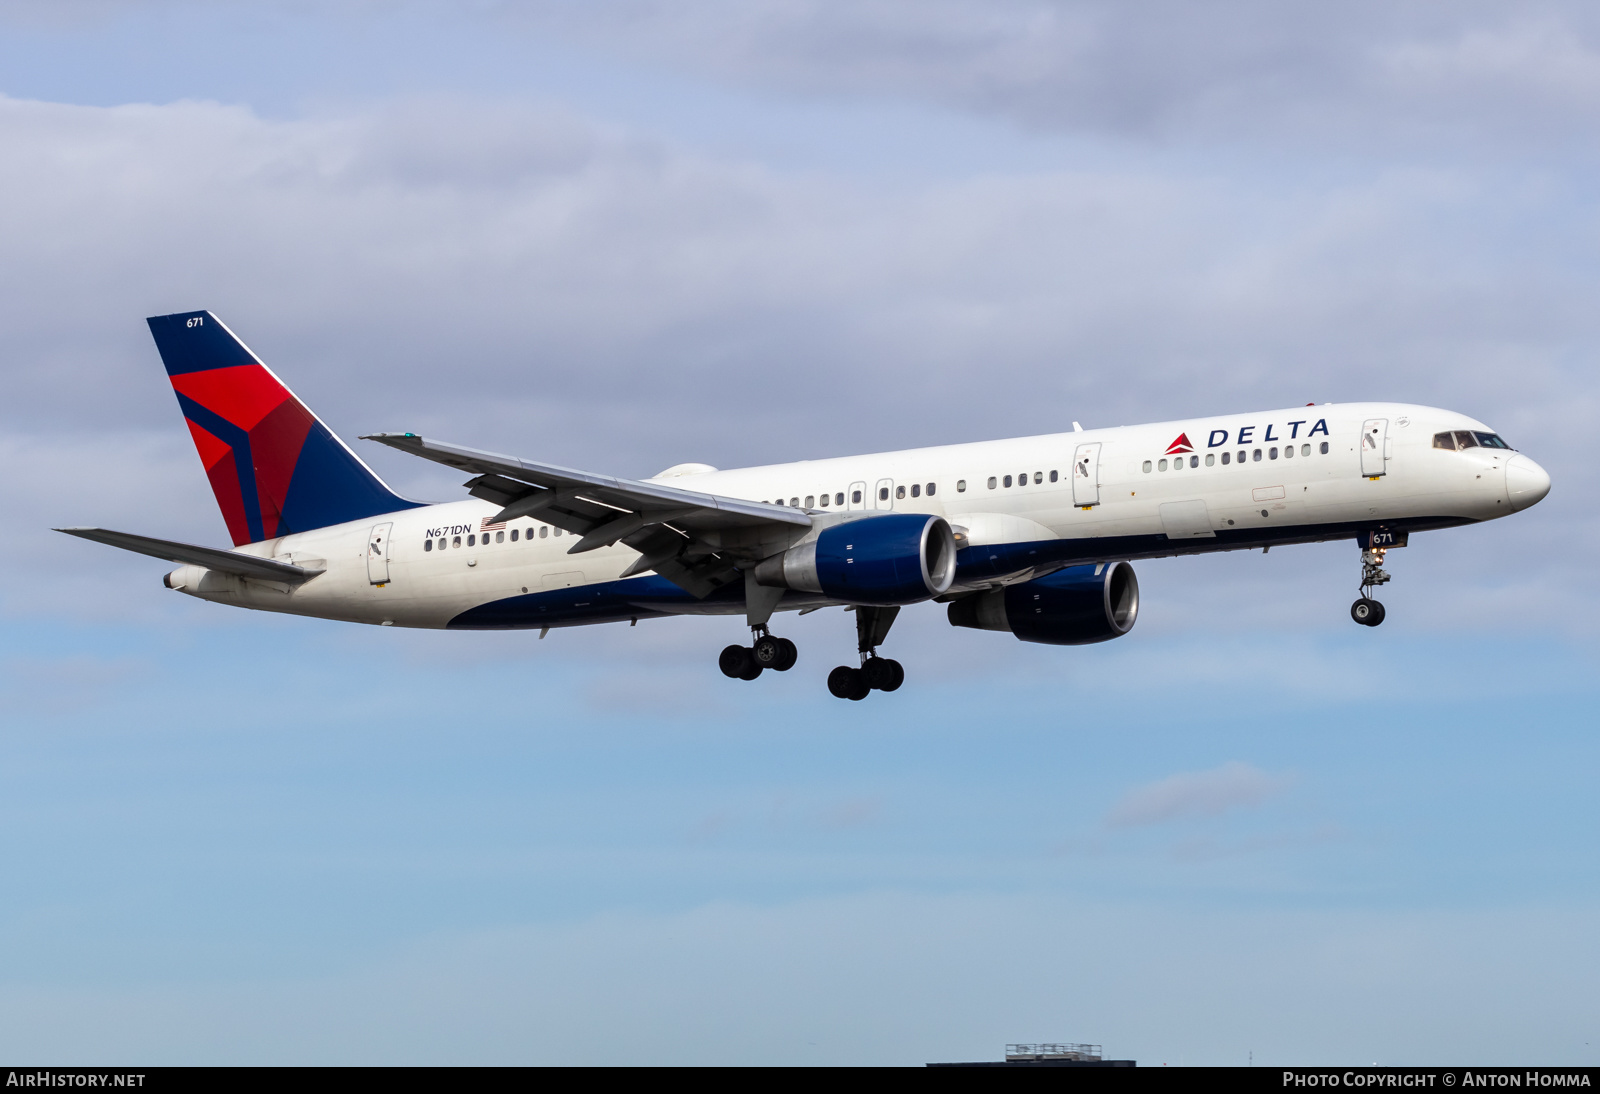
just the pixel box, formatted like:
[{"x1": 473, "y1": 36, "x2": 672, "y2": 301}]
[
  {"x1": 753, "y1": 513, "x2": 957, "y2": 607},
  {"x1": 947, "y1": 562, "x2": 1139, "y2": 645}
]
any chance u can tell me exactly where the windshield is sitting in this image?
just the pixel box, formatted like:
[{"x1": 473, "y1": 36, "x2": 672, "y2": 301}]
[{"x1": 1436, "y1": 430, "x2": 1515, "y2": 451}]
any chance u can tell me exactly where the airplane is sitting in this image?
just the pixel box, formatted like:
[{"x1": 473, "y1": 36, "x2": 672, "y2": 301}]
[{"x1": 58, "y1": 310, "x2": 1552, "y2": 700}]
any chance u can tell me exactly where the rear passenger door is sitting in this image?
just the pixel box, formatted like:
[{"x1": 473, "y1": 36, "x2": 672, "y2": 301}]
[{"x1": 367, "y1": 522, "x2": 393, "y2": 585}]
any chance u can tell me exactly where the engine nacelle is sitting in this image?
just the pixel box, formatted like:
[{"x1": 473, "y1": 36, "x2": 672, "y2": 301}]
[
  {"x1": 754, "y1": 513, "x2": 957, "y2": 607},
  {"x1": 948, "y1": 562, "x2": 1139, "y2": 645}
]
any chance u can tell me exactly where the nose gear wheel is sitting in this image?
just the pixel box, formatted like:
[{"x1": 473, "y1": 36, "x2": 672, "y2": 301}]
[{"x1": 1351, "y1": 544, "x2": 1391, "y2": 627}]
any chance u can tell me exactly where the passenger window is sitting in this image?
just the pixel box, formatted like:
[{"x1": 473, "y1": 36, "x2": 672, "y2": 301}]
[
  {"x1": 805, "y1": 495, "x2": 815, "y2": 507},
  {"x1": 1189, "y1": 455, "x2": 1198, "y2": 468},
  {"x1": 853, "y1": 489, "x2": 863, "y2": 503},
  {"x1": 1158, "y1": 459, "x2": 1167, "y2": 471},
  {"x1": 896, "y1": 485, "x2": 905, "y2": 499},
  {"x1": 1284, "y1": 446, "x2": 1294, "y2": 459},
  {"x1": 836, "y1": 492, "x2": 845, "y2": 505},
  {"x1": 926, "y1": 483, "x2": 936, "y2": 496},
  {"x1": 510, "y1": 529, "x2": 518, "y2": 541},
  {"x1": 425, "y1": 538, "x2": 434, "y2": 552},
  {"x1": 987, "y1": 477, "x2": 997, "y2": 489},
  {"x1": 1142, "y1": 461, "x2": 1152, "y2": 473},
  {"x1": 1433, "y1": 432, "x2": 1456, "y2": 451},
  {"x1": 1003, "y1": 475, "x2": 1013, "y2": 487},
  {"x1": 1454, "y1": 431, "x2": 1479, "y2": 449},
  {"x1": 452, "y1": 535, "x2": 461, "y2": 548},
  {"x1": 819, "y1": 494, "x2": 830, "y2": 507},
  {"x1": 1033, "y1": 472, "x2": 1042, "y2": 484},
  {"x1": 1301, "y1": 444, "x2": 1310, "y2": 456},
  {"x1": 1252, "y1": 449, "x2": 1262, "y2": 462},
  {"x1": 540, "y1": 526, "x2": 548, "y2": 538},
  {"x1": 1269, "y1": 447, "x2": 1278, "y2": 460},
  {"x1": 1319, "y1": 442, "x2": 1329, "y2": 454},
  {"x1": 910, "y1": 484, "x2": 920, "y2": 498},
  {"x1": 956, "y1": 480, "x2": 966, "y2": 492},
  {"x1": 496, "y1": 530, "x2": 505, "y2": 543},
  {"x1": 791, "y1": 497, "x2": 799, "y2": 507},
  {"x1": 1221, "y1": 452, "x2": 1230, "y2": 465},
  {"x1": 468, "y1": 534, "x2": 477, "y2": 546},
  {"x1": 554, "y1": 527, "x2": 562, "y2": 537},
  {"x1": 1049, "y1": 470, "x2": 1058, "y2": 482},
  {"x1": 878, "y1": 488, "x2": 888, "y2": 501},
  {"x1": 1205, "y1": 454, "x2": 1215, "y2": 466}
]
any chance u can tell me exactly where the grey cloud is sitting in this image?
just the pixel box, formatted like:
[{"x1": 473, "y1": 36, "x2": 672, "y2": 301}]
[
  {"x1": 1104, "y1": 761, "x2": 1292, "y2": 828},
  {"x1": 512, "y1": 1, "x2": 1600, "y2": 147}
]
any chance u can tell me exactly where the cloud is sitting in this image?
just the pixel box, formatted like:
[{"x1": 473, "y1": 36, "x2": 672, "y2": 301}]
[
  {"x1": 517, "y1": 1, "x2": 1600, "y2": 147},
  {"x1": 1104, "y1": 761, "x2": 1292, "y2": 828}
]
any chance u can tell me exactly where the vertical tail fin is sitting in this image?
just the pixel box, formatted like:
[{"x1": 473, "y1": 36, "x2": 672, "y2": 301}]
[{"x1": 147, "y1": 310, "x2": 420, "y2": 546}]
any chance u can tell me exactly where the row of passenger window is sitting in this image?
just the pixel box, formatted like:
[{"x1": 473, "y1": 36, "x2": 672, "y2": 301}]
[
  {"x1": 762, "y1": 483, "x2": 942, "y2": 508},
  {"x1": 424, "y1": 525, "x2": 561, "y2": 551},
  {"x1": 1144, "y1": 443, "x2": 1329, "y2": 473},
  {"x1": 983, "y1": 470, "x2": 1058, "y2": 490}
]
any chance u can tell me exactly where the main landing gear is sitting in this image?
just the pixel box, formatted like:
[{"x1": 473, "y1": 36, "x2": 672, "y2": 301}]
[
  {"x1": 720, "y1": 628, "x2": 798, "y2": 680},
  {"x1": 827, "y1": 606, "x2": 904, "y2": 701},
  {"x1": 1351, "y1": 545, "x2": 1391, "y2": 627}
]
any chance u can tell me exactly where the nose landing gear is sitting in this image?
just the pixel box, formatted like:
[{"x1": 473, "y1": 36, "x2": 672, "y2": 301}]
[
  {"x1": 827, "y1": 606, "x2": 905, "y2": 700},
  {"x1": 1351, "y1": 546, "x2": 1391, "y2": 627}
]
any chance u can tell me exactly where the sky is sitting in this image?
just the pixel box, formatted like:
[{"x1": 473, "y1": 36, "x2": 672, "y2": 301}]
[{"x1": 0, "y1": 0, "x2": 1597, "y2": 1066}]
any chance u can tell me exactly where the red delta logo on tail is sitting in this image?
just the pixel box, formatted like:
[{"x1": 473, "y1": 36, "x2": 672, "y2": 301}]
[
  {"x1": 1165, "y1": 432, "x2": 1194, "y2": 455},
  {"x1": 147, "y1": 310, "x2": 420, "y2": 546}
]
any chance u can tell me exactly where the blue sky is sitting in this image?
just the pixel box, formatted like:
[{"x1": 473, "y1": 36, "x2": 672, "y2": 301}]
[{"x1": 1, "y1": 1, "x2": 1597, "y2": 1065}]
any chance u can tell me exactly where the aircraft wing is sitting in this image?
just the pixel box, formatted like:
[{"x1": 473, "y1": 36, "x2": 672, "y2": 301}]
[
  {"x1": 362, "y1": 433, "x2": 810, "y2": 597},
  {"x1": 54, "y1": 527, "x2": 325, "y2": 584}
]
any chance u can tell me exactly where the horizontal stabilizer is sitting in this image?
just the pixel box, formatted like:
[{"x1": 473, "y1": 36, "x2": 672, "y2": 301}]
[{"x1": 54, "y1": 527, "x2": 324, "y2": 584}]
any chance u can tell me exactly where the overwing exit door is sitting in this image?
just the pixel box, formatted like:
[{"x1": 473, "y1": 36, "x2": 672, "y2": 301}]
[
  {"x1": 1360, "y1": 419, "x2": 1388, "y2": 477},
  {"x1": 1072, "y1": 443, "x2": 1101, "y2": 506},
  {"x1": 367, "y1": 522, "x2": 393, "y2": 585},
  {"x1": 875, "y1": 478, "x2": 894, "y2": 510}
]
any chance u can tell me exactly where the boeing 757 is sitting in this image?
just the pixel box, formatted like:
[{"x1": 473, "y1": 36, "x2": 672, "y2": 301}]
[{"x1": 58, "y1": 311, "x2": 1552, "y2": 700}]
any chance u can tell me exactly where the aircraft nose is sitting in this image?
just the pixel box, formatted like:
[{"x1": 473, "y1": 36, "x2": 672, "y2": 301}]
[{"x1": 1506, "y1": 455, "x2": 1552, "y2": 511}]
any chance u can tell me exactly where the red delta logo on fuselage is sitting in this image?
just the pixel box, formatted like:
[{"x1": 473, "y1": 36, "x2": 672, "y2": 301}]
[{"x1": 1165, "y1": 433, "x2": 1194, "y2": 455}]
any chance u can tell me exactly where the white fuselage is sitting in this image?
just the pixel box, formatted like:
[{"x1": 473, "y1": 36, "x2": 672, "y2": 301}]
[{"x1": 165, "y1": 402, "x2": 1545, "y2": 630}]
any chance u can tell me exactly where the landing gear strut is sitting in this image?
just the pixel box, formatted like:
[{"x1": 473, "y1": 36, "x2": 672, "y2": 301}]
[
  {"x1": 1351, "y1": 546, "x2": 1390, "y2": 627},
  {"x1": 827, "y1": 606, "x2": 905, "y2": 701}
]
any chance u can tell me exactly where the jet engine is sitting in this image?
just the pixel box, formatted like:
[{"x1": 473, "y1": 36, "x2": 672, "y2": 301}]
[
  {"x1": 754, "y1": 513, "x2": 957, "y2": 607},
  {"x1": 948, "y1": 562, "x2": 1139, "y2": 645}
]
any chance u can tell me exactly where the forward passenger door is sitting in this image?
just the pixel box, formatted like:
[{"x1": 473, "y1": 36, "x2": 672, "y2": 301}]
[{"x1": 1361, "y1": 419, "x2": 1388, "y2": 477}]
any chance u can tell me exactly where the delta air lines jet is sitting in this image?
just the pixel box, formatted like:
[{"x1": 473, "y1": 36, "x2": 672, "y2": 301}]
[{"x1": 59, "y1": 311, "x2": 1552, "y2": 700}]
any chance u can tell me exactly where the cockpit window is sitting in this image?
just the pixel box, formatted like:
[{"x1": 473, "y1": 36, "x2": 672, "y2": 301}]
[
  {"x1": 1453, "y1": 431, "x2": 1479, "y2": 449},
  {"x1": 1474, "y1": 431, "x2": 1513, "y2": 450},
  {"x1": 1433, "y1": 432, "x2": 1456, "y2": 450}
]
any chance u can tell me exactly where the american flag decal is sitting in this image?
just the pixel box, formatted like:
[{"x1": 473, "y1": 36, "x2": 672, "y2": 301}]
[{"x1": 480, "y1": 516, "x2": 507, "y2": 532}]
